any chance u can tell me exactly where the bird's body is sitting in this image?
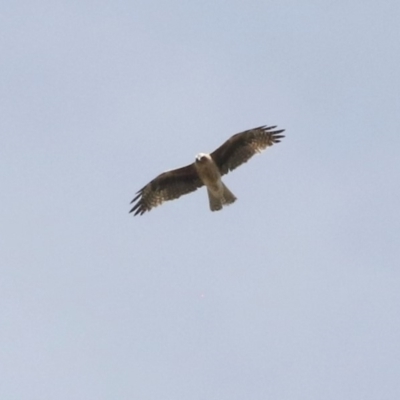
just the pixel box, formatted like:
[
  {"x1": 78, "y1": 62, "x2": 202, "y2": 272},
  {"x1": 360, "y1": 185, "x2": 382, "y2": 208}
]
[
  {"x1": 130, "y1": 125, "x2": 284, "y2": 216},
  {"x1": 194, "y1": 153, "x2": 221, "y2": 189},
  {"x1": 194, "y1": 153, "x2": 236, "y2": 211}
]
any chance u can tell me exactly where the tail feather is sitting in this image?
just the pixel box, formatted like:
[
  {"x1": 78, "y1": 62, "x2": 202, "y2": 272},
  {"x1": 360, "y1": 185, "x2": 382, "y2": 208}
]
[
  {"x1": 207, "y1": 184, "x2": 237, "y2": 212},
  {"x1": 207, "y1": 188, "x2": 223, "y2": 211},
  {"x1": 221, "y1": 183, "x2": 237, "y2": 205}
]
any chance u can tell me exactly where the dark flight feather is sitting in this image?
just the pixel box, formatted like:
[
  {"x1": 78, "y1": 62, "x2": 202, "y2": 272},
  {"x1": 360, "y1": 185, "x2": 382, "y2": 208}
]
[
  {"x1": 210, "y1": 125, "x2": 285, "y2": 176},
  {"x1": 130, "y1": 164, "x2": 203, "y2": 215}
]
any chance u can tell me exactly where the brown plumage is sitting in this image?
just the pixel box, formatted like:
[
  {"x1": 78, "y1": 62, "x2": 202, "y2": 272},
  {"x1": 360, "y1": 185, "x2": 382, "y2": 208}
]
[
  {"x1": 130, "y1": 165, "x2": 203, "y2": 216},
  {"x1": 130, "y1": 125, "x2": 285, "y2": 216}
]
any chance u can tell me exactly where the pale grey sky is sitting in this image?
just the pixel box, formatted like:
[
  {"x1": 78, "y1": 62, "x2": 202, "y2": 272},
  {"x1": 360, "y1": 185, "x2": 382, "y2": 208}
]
[{"x1": 1, "y1": 1, "x2": 400, "y2": 399}]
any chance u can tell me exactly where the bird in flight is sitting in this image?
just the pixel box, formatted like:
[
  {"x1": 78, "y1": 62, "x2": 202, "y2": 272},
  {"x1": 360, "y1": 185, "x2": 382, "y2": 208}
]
[{"x1": 130, "y1": 125, "x2": 285, "y2": 216}]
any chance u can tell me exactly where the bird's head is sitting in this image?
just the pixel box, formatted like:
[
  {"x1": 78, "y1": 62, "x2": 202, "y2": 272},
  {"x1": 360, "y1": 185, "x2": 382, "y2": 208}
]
[{"x1": 195, "y1": 153, "x2": 210, "y2": 164}]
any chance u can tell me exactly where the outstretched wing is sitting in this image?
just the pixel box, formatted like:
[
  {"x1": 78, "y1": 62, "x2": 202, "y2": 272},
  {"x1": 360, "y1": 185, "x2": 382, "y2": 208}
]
[
  {"x1": 210, "y1": 125, "x2": 285, "y2": 176},
  {"x1": 130, "y1": 164, "x2": 203, "y2": 216}
]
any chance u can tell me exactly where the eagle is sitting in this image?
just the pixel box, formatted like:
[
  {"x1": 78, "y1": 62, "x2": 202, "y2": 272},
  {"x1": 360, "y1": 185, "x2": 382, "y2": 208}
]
[{"x1": 130, "y1": 125, "x2": 285, "y2": 216}]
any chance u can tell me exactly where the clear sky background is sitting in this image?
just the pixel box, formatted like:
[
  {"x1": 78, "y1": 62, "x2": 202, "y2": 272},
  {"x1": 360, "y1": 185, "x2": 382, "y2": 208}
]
[{"x1": 1, "y1": 1, "x2": 400, "y2": 399}]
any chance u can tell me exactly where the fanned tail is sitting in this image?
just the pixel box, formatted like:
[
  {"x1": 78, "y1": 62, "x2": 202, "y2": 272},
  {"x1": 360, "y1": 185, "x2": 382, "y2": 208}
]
[{"x1": 207, "y1": 184, "x2": 236, "y2": 212}]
